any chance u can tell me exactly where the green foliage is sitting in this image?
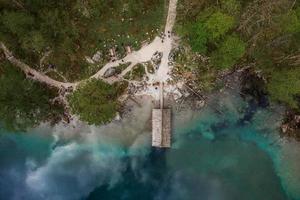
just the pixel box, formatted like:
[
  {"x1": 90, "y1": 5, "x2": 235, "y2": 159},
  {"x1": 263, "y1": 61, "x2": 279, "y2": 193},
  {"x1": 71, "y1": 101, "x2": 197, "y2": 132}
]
[
  {"x1": 21, "y1": 31, "x2": 47, "y2": 53},
  {"x1": 145, "y1": 62, "x2": 155, "y2": 74},
  {"x1": 0, "y1": 62, "x2": 63, "y2": 131},
  {"x1": 173, "y1": 46, "x2": 217, "y2": 92},
  {"x1": 267, "y1": 68, "x2": 300, "y2": 109},
  {"x1": 220, "y1": 0, "x2": 241, "y2": 15},
  {"x1": 211, "y1": 35, "x2": 246, "y2": 69},
  {"x1": 116, "y1": 62, "x2": 131, "y2": 74},
  {"x1": 195, "y1": 67, "x2": 217, "y2": 92},
  {"x1": 132, "y1": 64, "x2": 146, "y2": 81},
  {"x1": 124, "y1": 64, "x2": 146, "y2": 81},
  {"x1": 1, "y1": 11, "x2": 34, "y2": 36},
  {"x1": 190, "y1": 22, "x2": 209, "y2": 53},
  {"x1": 204, "y1": 11, "x2": 235, "y2": 41},
  {"x1": 181, "y1": 9, "x2": 236, "y2": 54},
  {"x1": 278, "y1": 9, "x2": 300, "y2": 34},
  {"x1": 68, "y1": 79, "x2": 121, "y2": 125}
]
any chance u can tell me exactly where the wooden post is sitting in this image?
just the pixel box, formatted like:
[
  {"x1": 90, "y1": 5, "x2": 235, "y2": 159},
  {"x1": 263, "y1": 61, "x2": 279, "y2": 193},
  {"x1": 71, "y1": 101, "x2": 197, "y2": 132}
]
[{"x1": 160, "y1": 82, "x2": 164, "y2": 109}]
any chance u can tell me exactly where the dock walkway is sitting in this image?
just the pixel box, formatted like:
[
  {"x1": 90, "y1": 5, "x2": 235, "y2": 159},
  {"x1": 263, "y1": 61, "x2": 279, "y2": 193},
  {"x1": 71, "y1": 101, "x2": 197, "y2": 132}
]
[{"x1": 152, "y1": 82, "x2": 172, "y2": 148}]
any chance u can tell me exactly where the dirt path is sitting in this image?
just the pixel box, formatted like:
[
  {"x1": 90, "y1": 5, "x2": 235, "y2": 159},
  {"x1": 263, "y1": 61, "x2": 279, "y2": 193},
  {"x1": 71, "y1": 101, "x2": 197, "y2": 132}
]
[{"x1": 0, "y1": 42, "x2": 78, "y2": 89}]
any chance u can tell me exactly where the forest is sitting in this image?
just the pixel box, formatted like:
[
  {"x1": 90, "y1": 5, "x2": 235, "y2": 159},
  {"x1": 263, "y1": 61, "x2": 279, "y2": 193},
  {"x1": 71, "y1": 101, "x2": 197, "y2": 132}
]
[{"x1": 176, "y1": 0, "x2": 300, "y2": 111}]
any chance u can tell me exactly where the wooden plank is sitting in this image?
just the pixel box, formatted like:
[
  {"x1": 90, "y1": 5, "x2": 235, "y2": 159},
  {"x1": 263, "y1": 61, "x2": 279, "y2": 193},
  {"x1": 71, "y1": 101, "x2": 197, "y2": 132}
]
[{"x1": 152, "y1": 109, "x2": 171, "y2": 148}]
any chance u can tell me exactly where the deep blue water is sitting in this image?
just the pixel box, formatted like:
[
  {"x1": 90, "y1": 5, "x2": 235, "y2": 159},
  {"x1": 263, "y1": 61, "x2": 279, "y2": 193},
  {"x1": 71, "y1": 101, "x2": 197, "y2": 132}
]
[{"x1": 0, "y1": 89, "x2": 300, "y2": 200}]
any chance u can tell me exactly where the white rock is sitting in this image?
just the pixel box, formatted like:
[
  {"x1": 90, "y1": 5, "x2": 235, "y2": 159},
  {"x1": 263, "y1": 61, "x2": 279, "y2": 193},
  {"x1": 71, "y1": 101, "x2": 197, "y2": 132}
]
[
  {"x1": 92, "y1": 51, "x2": 102, "y2": 62},
  {"x1": 85, "y1": 56, "x2": 95, "y2": 64}
]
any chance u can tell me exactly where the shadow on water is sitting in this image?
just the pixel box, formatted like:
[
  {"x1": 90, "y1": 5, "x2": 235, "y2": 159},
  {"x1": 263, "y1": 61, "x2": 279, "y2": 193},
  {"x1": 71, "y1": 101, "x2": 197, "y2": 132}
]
[{"x1": 86, "y1": 148, "x2": 171, "y2": 200}]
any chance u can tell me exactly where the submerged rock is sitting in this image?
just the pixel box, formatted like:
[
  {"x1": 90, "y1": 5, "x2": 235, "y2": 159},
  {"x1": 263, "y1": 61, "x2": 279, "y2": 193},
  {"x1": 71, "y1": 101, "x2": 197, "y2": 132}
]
[
  {"x1": 195, "y1": 100, "x2": 205, "y2": 109},
  {"x1": 281, "y1": 111, "x2": 300, "y2": 141}
]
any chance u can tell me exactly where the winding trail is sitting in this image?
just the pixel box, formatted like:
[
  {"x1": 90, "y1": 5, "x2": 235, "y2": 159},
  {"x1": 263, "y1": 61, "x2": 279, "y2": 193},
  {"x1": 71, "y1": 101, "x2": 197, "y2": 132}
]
[
  {"x1": 0, "y1": 0, "x2": 178, "y2": 90},
  {"x1": 0, "y1": 42, "x2": 78, "y2": 89}
]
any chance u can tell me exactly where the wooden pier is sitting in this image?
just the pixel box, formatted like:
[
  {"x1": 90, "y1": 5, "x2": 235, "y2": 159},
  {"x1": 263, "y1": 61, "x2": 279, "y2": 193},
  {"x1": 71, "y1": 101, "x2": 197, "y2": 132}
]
[{"x1": 152, "y1": 82, "x2": 171, "y2": 148}]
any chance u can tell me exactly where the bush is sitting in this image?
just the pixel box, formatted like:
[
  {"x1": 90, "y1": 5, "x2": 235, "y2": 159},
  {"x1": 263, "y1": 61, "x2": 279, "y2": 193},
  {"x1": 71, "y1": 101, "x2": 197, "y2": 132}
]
[
  {"x1": 211, "y1": 35, "x2": 246, "y2": 69},
  {"x1": 184, "y1": 10, "x2": 235, "y2": 53},
  {"x1": 1, "y1": 11, "x2": 34, "y2": 36},
  {"x1": 267, "y1": 68, "x2": 300, "y2": 109},
  {"x1": 278, "y1": 10, "x2": 300, "y2": 34},
  {"x1": 204, "y1": 11, "x2": 235, "y2": 41},
  {"x1": 190, "y1": 22, "x2": 209, "y2": 53},
  {"x1": 68, "y1": 79, "x2": 121, "y2": 125},
  {"x1": 21, "y1": 31, "x2": 47, "y2": 53},
  {"x1": 220, "y1": 0, "x2": 241, "y2": 15}
]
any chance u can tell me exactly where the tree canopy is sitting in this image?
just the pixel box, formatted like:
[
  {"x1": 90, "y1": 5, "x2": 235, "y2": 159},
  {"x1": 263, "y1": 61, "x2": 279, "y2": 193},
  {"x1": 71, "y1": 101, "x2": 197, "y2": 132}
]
[
  {"x1": 189, "y1": 22, "x2": 209, "y2": 53},
  {"x1": 68, "y1": 79, "x2": 122, "y2": 125},
  {"x1": 211, "y1": 35, "x2": 246, "y2": 69},
  {"x1": 0, "y1": 61, "x2": 63, "y2": 131},
  {"x1": 220, "y1": 0, "x2": 241, "y2": 15},
  {"x1": 278, "y1": 8, "x2": 300, "y2": 34},
  {"x1": 267, "y1": 68, "x2": 300, "y2": 109},
  {"x1": 204, "y1": 11, "x2": 235, "y2": 41},
  {"x1": 185, "y1": 10, "x2": 236, "y2": 53}
]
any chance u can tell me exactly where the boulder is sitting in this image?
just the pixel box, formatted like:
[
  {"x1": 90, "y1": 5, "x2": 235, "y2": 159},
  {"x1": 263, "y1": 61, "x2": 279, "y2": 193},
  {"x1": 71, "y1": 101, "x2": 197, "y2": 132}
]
[
  {"x1": 196, "y1": 100, "x2": 205, "y2": 109},
  {"x1": 92, "y1": 51, "x2": 102, "y2": 62},
  {"x1": 103, "y1": 67, "x2": 117, "y2": 78}
]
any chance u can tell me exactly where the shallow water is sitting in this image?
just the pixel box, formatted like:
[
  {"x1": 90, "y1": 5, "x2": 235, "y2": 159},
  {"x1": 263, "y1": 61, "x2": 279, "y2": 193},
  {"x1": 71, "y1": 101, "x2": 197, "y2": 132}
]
[{"x1": 0, "y1": 89, "x2": 300, "y2": 200}]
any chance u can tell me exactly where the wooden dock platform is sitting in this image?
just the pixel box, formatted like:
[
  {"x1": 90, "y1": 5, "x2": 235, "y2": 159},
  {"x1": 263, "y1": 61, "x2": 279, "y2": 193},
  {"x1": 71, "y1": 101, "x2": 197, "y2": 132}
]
[{"x1": 152, "y1": 82, "x2": 172, "y2": 148}]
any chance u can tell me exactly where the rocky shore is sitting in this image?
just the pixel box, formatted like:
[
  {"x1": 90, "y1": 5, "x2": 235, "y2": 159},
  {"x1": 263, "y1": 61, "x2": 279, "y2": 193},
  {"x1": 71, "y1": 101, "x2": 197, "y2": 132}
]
[{"x1": 239, "y1": 67, "x2": 300, "y2": 141}]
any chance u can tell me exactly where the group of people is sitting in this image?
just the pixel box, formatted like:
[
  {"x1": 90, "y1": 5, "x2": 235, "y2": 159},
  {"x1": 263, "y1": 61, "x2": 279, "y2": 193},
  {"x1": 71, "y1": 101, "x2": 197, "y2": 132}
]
[{"x1": 160, "y1": 31, "x2": 171, "y2": 43}]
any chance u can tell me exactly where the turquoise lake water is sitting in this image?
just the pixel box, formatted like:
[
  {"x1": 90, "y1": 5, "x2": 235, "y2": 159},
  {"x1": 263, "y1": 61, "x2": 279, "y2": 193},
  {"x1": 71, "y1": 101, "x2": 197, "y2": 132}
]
[{"x1": 0, "y1": 88, "x2": 300, "y2": 200}]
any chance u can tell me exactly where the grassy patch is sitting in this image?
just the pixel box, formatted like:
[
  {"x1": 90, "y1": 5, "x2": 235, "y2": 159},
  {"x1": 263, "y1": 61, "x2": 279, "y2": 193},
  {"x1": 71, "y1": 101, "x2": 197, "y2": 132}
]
[
  {"x1": 145, "y1": 62, "x2": 155, "y2": 74},
  {"x1": 116, "y1": 62, "x2": 131, "y2": 74},
  {"x1": 124, "y1": 63, "x2": 146, "y2": 81}
]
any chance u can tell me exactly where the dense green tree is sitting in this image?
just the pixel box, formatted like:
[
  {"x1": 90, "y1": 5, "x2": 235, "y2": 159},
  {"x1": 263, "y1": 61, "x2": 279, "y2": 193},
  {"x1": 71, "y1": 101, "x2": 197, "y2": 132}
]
[
  {"x1": 184, "y1": 10, "x2": 235, "y2": 53},
  {"x1": 267, "y1": 68, "x2": 300, "y2": 109},
  {"x1": 204, "y1": 11, "x2": 235, "y2": 41},
  {"x1": 278, "y1": 9, "x2": 300, "y2": 34},
  {"x1": 220, "y1": 0, "x2": 241, "y2": 15},
  {"x1": 68, "y1": 79, "x2": 121, "y2": 125},
  {"x1": 189, "y1": 22, "x2": 209, "y2": 53},
  {"x1": 1, "y1": 11, "x2": 34, "y2": 36},
  {"x1": 0, "y1": 62, "x2": 63, "y2": 131},
  {"x1": 21, "y1": 31, "x2": 47, "y2": 53},
  {"x1": 211, "y1": 35, "x2": 246, "y2": 69}
]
